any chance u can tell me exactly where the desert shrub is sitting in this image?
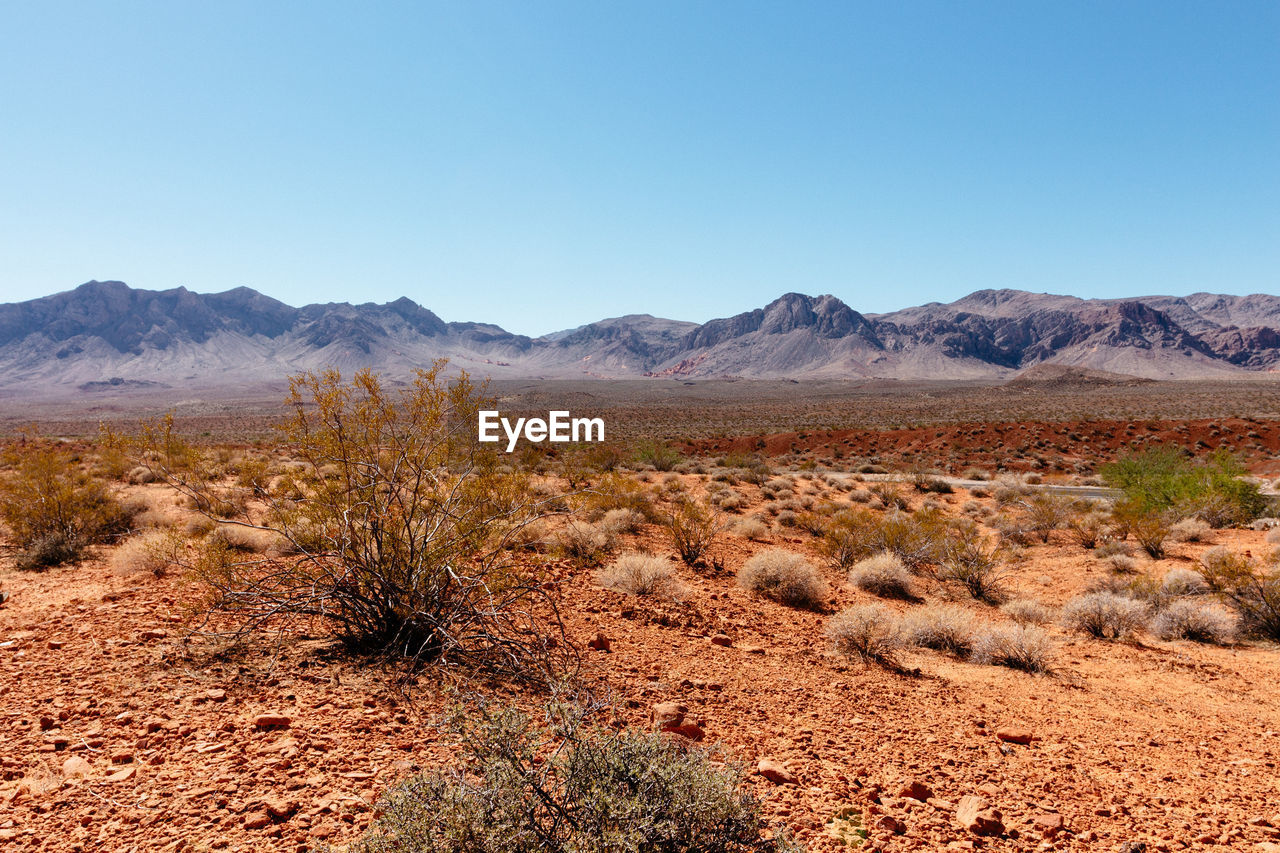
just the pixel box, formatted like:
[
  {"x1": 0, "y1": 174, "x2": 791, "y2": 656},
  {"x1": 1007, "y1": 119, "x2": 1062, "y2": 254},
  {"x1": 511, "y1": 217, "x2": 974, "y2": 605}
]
[
  {"x1": 849, "y1": 552, "x2": 914, "y2": 599},
  {"x1": 110, "y1": 529, "x2": 184, "y2": 576},
  {"x1": 504, "y1": 518, "x2": 551, "y2": 552},
  {"x1": 1167, "y1": 517, "x2": 1211, "y2": 544},
  {"x1": 579, "y1": 472, "x2": 654, "y2": 520},
  {"x1": 634, "y1": 440, "x2": 683, "y2": 472},
  {"x1": 972, "y1": 624, "x2": 1053, "y2": 673},
  {"x1": 1060, "y1": 592, "x2": 1147, "y2": 640},
  {"x1": 1093, "y1": 538, "x2": 1133, "y2": 558},
  {"x1": 1112, "y1": 499, "x2": 1173, "y2": 559},
  {"x1": 730, "y1": 516, "x2": 769, "y2": 541},
  {"x1": 598, "y1": 553, "x2": 682, "y2": 599},
  {"x1": 990, "y1": 513, "x2": 1033, "y2": 547},
  {"x1": 1150, "y1": 599, "x2": 1238, "y2": 644},
  {"x1": 993, "y1": 477, "x2": 1031, "y2": 505},
  {"x1": 709, "y1": 490, "x2": 747, "y2": 512},
  {"x1": 826, "y1": 604, "x2": 900, "y2": 665},
  {"x1": 1101, "y1": 446, "x2": 1268, "y2": 527},
  {"x1": 938, "y1": 531, "x2": 1007, "y2": 603},
  {"x1": 1267, "y1": 527, "x2": 1280, "y2": 545},
  {"x1": 1067, "y1": 511, "x2": 1108, "y2": 549},
  {"x1": 820, "y1": 507, "x2": 950, "y2": 571},
  {"x1": 209, "y1": 523, "x2": 292, "y2": 555},
  {"x1": 0, "y1": 442, "x2": 132, "y2": 569},
  {"x1": 775, "y1": 509, "x2": 798, "y2": 528},
  {"x1": 663, "y1": 496, "x2": 722, "y2": 566},
  {"x1": 847, "y1": 488, "x2": 873, "y2": 504},
  {"x1": 557, "y1": 520, "x2": 615, "y2": 566},
  {"x1": 868, "y1": 482, "x2": 908, "y2": 510},
  {"x1": 599, "y1": 508, "x2": 645, "y2": 536},
  {"x1": 1001, "y1": 599, "x2": 1053, "y2": 625},
  {"x1": 961, "y1": 468, "x2": 990, "y2": 481},
  {"x1": 900, "y1": 604, "x2": 975, "y2": 656},
  {"x1": 738, "y1": 549, "x2": 827, "y2": 609},
  {"x1": 355, "y1": 699, "x2": 798, "y2": 853},
  {"x1": 1020, "y1": 494, "x2": 1068, "y2": 542},
  {"x1": 1198, "y1": 548, "x2": 1280, "y2": 640},
  {"x1": 1158, "y1": 567, "x2": 1209, "y2": 600},
  {"x1": 793, "y1": 509, "x2": 830, "y2": 536},
  {"x1": 1106, "y1": 553, "x2": 1138, "y2": 574},
  {"x1": 142, "y1": 364, "x2": 571, "y2": 684}
]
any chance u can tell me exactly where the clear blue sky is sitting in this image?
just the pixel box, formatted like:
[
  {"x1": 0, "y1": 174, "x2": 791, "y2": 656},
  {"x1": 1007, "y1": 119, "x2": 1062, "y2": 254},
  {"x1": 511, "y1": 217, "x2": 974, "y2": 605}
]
[{"x1": 1, "y1": 1, "x2": 1276, "y2": 336}]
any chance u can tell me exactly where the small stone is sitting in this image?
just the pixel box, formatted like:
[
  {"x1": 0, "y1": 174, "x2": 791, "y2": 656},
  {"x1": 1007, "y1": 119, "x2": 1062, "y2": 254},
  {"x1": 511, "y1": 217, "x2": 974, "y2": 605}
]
[
  {"x1": 874, "y1": 814, "x2": 905, "y2": 834},
  {"x1": 757, "y1": 758, "x2": 798, "y2": 785},
  {"x1": 996, "y1": 728, "x2": 1034, "y2": 745},
  {"x1": 254, "y1": 713, "x2": 292, "y2": 729},
  {"x1": 110, "y1": 750, "x2": 134, "y2": 764},
  {"x1": 955, "y1": 795, "x2": 1004, "y2": 837},
  {"x1": 710, "y1": 634, "x2": 733, "y2": 647},
  {"x1": 587, "y1": 632, "x2": 611, "y2": 652},
  {"x1": 243, "y1": 811, "x2": 272, "y2": 830},
  {"x1": 898, "y1": 779, "x2": 933, "y2": 801},
  {"x1": 651, "y1": 702, "x2": 688, "y2": 730},
  {"x1": 203, "y1": 689, "x2": 227, "y2": 702},
  {"x1": 61, "y1": 756, "x2": 94, "y2": 779},
  {"x1": 38, "y1": 716, "x2": 55, "y2": 731},
  {"x1": 47, "y1": 640, "x2": 64, "y2": 650},
  {"x1": 140, "y1": 629, "x2": 167, "y2": 641},
  {"x1": 263, "y1": 797, "x2": 296, "y2": 819},
  {"x1": 106, "y1": 766, "x2": 136, "y2": 783}
]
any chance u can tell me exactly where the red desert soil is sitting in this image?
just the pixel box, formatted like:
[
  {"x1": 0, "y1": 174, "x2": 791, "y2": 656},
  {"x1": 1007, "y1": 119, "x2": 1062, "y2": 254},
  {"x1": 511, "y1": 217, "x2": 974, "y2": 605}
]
[
  {"x1": 683, "y1": 417, "x2": 1280, "y2": 477},
  {"x1": 3, "y1": 481, "x2": 1280, "y2": 852}
]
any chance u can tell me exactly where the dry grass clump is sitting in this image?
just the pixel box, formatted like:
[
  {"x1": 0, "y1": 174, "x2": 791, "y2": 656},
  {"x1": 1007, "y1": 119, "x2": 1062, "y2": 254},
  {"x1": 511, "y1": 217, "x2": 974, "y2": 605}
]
[
  {"x1": 210, "y1": 524, "x2": 294, "y2": 555},
  {"x1": 1000, "y1": 599, "x2": 1053, "y2": 625},
  {"x1": 972, "y1": 624, "x2": 1053, "y2": 673},
  {"x1": 1105, "y1": 554, "x2": 1138, "y2": 574},
  {"x1": 1060, "y1": 592, "x2": 1147, "y2": 640},
  {"x1": 110, "y1": 530, "x2": 184, "y2": 576},
  {"x1": 730, "y1": 516, "x2": 770, "y2": 541},
  {"x1": 599, "y1": 508, "x2": 645, "y2": 536},
  {"x1": 1167, "y1": 517, "x2": 1211, "y2": 544},
  {"x1": 1150, "y1": 598, "x2": 1238, "y2": 644},
  {"x1": 826, "y1": 604, "x2": 900, "y2": 665},
  {"x1": 1158, "y1": 567, "x2": 1209, "y2": 599},
  {"x1": 900, "y1": 604, "x2": 976, "y2": 657},
  {"x1": 598, "y1": 552, "x2": 683, "y2": 599},
  {"x1": 738, "y1": 549, "x2": 827, "y2": 610},
  {"x1": 503, "y1": 518, "x2": 551, "y2": 552},
  {"x1": 709, "y1": 490, "x2": 748, "y2": 512},
  {"x1": 1093, "y1": 538, "x2": 1134, "y2": 558},
  {"x1": 1267, "y1": 527, "x2": 1280, "y2": 545},
  {"x1": 849, "y1": 552, "x2": 914, "y2": 599},
  {"x1": 557, "y1": 519, "x2": 615, "y2": 566}
]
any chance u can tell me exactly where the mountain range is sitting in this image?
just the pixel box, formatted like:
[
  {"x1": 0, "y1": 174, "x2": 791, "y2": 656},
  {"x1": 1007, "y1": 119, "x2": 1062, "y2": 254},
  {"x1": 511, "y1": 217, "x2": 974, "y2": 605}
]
[{"x1": 3, "y1": 280, "x2": 1280, "y2": 393}]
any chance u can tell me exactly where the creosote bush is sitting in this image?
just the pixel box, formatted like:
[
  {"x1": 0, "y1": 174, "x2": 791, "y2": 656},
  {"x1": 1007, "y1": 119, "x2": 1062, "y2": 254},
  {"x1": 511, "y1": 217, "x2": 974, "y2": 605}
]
[
  {"x1": 663, "y1": 496, "x2": 722, "y2": 566},
  {"x1": 1198, "y1": 547, "x2": 1280, "y2": 640},
  {"x1": 148, "y1": 363, "x2": 572, "y2": 685},
  {"x1": 598, "y1": 553, "x2": 682, "y2": 599},
  {"x1": 1060, "y1": 592, "x2": 1147, "y2": 640},
  {"x1": 848, "y1": 552, "x2": 914, "y2": 599},
  {"x1": 826, "y1": 604, "x2": 901, "y2": 665},
  {"x1": 0, "y1": 440, "x2": 132, "y2": 570},
  {"x1": 738, "y1": 549, "x2": 827, "y2": 609},
  {"x1": 355, "y1": 698, "x2": 799, "y2": 853},
  {"x1": 1000, "y1": 599, "x2": 1053, "y2": 626},
  {"x1": 110, "y1": 529, "x2": 184, "y2": 577},
  {"x1": 556, "y1": 520, "x2": 615, "y2": 566}
]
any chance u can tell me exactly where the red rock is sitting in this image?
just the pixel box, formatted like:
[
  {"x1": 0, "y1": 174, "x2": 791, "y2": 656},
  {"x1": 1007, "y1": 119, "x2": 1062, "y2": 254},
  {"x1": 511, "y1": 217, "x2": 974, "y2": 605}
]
[
  {"x1": 587, "y1": 632, "x2": 611, "y2": 652},
  {"x1": 651, "y1": 702, "x2": 688, "y2": 729},
  {"x1": 47, "y1": 640, "x2": 64, "y2": 650},
  {"x1": 1034, "y1": 813, "x2": 1065, "y2": 837},
  {"x1": 996, "y1": 728, "x2": 1034, "y2": 745},
  {"x1": 38, "y1": 716, "x2": 55, "y2": 731},
  {"x1": 263, "y1": 797, "x2": 296, "y2": 819},
  {"x1": 873, "y1": 814, "x2": 905, "y2": 834},
  {"x1": 956, "y1": 795, "x2": 1004, "y2": 836},
  {"x1": 243, "y1": 811, "x2": 272, "y2": 830},
  {"x1": 140, "y1": 629, "x2": 167, "y2": 641},
  {"x1": 897, "y1": 779, "x2": 933, "y2": 801},
  {"x1": 666, "y1": 722, "x2": 706, "y2": 741},
  {"x1": 710, "y1": 634, "x2": 733, "y2": 647},
  {"x1": 254, "y1": 713, "x2": 292, "y2": 729},
  {"x1": 106, "y1": 766, "x2": 136, "y2": 783},
  {"x1": 110, "y1": 750, "x2": 134, "y2": 764},
  {"x1": 757, "y1": 758, "x2": 798, "y2": 785}
]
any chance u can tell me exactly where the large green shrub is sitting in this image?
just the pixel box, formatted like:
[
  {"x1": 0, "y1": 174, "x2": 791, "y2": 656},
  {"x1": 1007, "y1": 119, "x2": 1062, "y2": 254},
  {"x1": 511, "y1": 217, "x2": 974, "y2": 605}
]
[
  {"x1": 1101, "y1": 446, "x2": 1268, "y2": 527},
  {"x1": 354, "y1": 700, "x2": 798, "y2": 853}
]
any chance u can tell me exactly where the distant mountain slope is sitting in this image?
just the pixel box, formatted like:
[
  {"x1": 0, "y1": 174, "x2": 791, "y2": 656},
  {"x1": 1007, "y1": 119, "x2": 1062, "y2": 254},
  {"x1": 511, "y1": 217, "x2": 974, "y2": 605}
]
[{"x1": 2, "y1": 281, "x2": 1279, "y2": 392}]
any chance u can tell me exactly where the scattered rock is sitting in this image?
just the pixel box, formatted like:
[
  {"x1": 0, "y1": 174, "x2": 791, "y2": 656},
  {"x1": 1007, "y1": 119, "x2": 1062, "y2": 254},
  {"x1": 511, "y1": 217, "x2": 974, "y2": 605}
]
[
  {"x1": 710, "y1": 633, "x2": 733, "y2": 647},
  {"x1": 897, "y1": 779, "x2": 933, "y2": 801},
  {"x1": 587, "y1": 632, "x2": 611, "y2": 652},
  {"x1": 873, "y1": 814, "x2": 905, "y2": 834},
  {"x1": 243, "y1": 811, "x2": 272, "y2": 830},
  {"x1": 61, "y1": 756, "x2": 93, "y2": 779},
  {"x1": 109, "y1": 750, "x2": 134, "y2": 764},
  {"x1": 757, "y1": 758, "x2": 798, "y2": 785},
  {"x1": 956, "y1": 795, "x2": 1004, "y2": 836},
  {"x1": 1034, "y1": 813, "x2": 1065, "y2": 837},
  {"x1": 139, "y1": 629, "x2": 167, "y2": 641},
  {"x1": 254, "y1": 713, "x2": 292, "y2": 729},
  {"x1": 263, "y1": 797, "x2": 296, "y2": 819},
  {"x1": 996, "y1": 728, "x2": 1034, "y2": 745},
  {"x1": 106, "y1": 766, "x2": 136, "y2": 783}
]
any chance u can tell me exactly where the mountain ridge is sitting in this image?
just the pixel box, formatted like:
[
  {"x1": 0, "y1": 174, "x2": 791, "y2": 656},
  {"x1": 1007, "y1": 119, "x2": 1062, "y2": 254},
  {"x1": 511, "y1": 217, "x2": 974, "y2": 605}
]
[{"x1": 3, "y1": 280, "x2": 1280, "y2": 392}]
